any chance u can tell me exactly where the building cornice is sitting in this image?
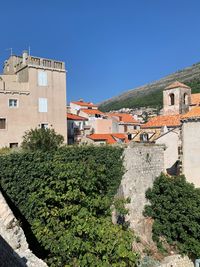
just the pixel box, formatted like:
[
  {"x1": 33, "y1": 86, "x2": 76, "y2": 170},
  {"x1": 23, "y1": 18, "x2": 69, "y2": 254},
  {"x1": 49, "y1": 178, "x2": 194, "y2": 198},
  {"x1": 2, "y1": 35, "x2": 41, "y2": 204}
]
[{"x1": 0, "y1": 90, "x2": 30, "y2": 95}]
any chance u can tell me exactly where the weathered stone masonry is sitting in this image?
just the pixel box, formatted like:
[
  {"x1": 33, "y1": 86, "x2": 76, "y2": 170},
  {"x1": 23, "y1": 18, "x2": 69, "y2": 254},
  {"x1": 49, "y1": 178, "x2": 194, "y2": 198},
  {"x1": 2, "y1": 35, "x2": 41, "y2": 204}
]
[
  {"x1": 0, "y1": 192, "x2": 47, "y2": 267},
  {"x1": 120, "y1": 143, "x2": 165, "y2": 237}
]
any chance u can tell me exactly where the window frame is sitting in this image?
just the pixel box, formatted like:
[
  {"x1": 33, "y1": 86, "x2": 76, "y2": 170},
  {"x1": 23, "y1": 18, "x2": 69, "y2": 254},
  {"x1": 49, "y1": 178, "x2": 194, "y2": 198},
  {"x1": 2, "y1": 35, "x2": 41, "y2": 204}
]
[
  {"x1": 0, "y1": 118, "x2": 6, "y2": 130},
  {"x1": 9, "y1": 99, "x2": 18, "y2": 108}
]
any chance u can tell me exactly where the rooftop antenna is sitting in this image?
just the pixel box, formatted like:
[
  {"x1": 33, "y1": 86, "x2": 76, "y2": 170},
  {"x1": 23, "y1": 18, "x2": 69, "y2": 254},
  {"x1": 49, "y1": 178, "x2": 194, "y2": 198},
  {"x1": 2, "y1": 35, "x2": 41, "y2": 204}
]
[
  {"x1": 28, "y1": 45, "x2": 31, "y2": 56},
  {"x1": 6, "y1": 48, "x2": 13, "y2": 56}
]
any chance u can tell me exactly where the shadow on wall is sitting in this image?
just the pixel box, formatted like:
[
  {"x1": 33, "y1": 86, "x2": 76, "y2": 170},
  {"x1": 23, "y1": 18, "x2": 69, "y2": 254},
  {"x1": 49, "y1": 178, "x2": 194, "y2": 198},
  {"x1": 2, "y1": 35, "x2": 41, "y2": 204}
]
[
  {"x1": 166, "y1": 160, "x2": 180, "y2": 176},
  {"x1": 0, "y1": 234, "x2": 27, "y2": 267},
  {"x1": 0, "y1": 187, "x2": 49, "y2": 260}
]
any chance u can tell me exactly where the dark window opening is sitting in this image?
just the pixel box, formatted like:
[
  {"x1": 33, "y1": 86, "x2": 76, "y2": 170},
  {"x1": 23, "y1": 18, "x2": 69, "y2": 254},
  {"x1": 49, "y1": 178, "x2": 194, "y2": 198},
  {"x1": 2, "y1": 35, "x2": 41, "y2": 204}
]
[
  {"x1": 95, "y1": 114, "x2": 101, "y2": 118},
  {"x1": 140, "y1": 133, "x2": 149, "y2": 142},
  {"x1": 128, "y1": 134, "x2": 132, "y2": 140},
  {"x1": 41, "y1": 123, "x2": 48, "y2": 129},
  {"x1": 9, "y1": 143, "x2": 18, "y2": 148},
  {"x1": 169, "y1": 93, "x2": 175, "y2": 105},
  {"x1": 0, "y1": 118, "x2": 6, "y2": 129}
]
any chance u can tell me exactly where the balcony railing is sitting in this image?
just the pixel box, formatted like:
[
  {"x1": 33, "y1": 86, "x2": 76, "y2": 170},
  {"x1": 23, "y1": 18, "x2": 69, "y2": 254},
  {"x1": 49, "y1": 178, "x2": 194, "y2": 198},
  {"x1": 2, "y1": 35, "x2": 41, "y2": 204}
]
[{"x1": 15, "y1": 56, "x2": 65, "y2": 72}]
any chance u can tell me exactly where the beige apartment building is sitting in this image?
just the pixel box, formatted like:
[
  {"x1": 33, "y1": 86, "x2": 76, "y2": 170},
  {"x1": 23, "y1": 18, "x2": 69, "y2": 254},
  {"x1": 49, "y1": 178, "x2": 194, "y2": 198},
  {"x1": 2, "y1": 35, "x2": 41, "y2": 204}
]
[{"x1": 0, "y1": 51, "x2": 67, "y2": 148}]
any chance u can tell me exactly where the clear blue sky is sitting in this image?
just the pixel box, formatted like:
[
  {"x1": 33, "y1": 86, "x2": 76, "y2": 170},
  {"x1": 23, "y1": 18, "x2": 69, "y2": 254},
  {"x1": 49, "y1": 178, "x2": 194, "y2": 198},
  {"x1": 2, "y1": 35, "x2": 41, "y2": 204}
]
[{"x1": 1, "y1": 0, "x2": 200, "y2": 104}]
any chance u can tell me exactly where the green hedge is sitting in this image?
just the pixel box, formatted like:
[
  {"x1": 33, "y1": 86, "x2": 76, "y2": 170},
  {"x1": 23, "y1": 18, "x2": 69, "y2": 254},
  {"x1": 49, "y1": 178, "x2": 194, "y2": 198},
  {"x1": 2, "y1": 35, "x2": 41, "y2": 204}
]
[{"x1": 0, "y1": 146, "x2": 138, "y2": 267}]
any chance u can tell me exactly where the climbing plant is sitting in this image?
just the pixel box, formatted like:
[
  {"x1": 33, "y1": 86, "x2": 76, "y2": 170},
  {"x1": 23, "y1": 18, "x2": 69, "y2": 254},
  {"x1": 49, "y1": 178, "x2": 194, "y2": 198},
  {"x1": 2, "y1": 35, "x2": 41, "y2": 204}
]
[{"x1": 0, "y1": 146, "x2": 139, "y2": 266}]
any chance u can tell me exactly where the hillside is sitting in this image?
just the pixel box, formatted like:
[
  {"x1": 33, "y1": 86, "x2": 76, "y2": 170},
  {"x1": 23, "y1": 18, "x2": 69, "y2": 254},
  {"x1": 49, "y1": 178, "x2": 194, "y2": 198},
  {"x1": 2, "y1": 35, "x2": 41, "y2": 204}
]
[{"x1": 99, "y1": 62, "x2": 200, "y2": 112}]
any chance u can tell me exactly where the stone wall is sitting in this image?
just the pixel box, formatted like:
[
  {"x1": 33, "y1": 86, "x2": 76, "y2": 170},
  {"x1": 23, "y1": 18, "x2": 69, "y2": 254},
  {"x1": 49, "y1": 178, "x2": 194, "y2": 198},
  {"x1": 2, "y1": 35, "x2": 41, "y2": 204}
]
[
  {"x1": 158, "y1": 255, "x2": 194, "y2": 267},
  {"x1": 182, "y1": 119, "x2": 200, "y2": 187},
  {"x1": 0, "y1": 192, "x2": 47, "y2": 267},
  {"x1": 119, "y1": 142, "x2": 165, "y2": 241}
]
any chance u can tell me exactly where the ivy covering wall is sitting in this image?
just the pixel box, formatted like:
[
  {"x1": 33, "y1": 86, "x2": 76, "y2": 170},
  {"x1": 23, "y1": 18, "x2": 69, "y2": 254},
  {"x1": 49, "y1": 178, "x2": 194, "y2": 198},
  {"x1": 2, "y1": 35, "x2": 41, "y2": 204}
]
[{"x1": 0, "y1": 146, "x2": 138, "y2": 267}]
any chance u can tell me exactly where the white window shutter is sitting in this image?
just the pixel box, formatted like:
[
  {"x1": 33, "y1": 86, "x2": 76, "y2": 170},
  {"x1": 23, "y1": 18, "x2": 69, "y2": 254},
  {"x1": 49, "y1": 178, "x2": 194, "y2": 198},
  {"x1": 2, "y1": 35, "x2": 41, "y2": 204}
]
[
  {"x1": 38, "y1": 71, "x2": 48, "y2": 86},
  {"x1": 38, "y1": 98, "x2": 48, "y2": 112}
]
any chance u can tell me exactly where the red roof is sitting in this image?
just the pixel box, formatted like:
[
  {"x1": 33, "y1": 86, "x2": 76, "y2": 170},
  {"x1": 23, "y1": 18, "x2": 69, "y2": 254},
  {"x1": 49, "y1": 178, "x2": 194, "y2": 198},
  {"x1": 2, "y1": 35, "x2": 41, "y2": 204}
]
[
  {"x1": 191, "y1": 93, "x2": 200, "y2": 106},
  {"x1": 182, "y1": 106, "x2": 200, "y2": 119},
  {"x1": 67, "y1": 113, "x2": 88, "y2": 121},
  {"x1": 71, "y1": 101, "x2": 98, "y2": 108},
  {"x1": 107, "y1": 113, "x2": 138, "y2": 124},
  {"x1": 165, "y1": 81, "x2": 190, "y2": 90},
  {"x1": 81, "y1": 109, "x2": 104, "y2": 115},
  {"x1": 142, "y1": 114, "x2": 182, "y2": 128},
  {"x1": 87, "y1": 133, "x2": 129, "y2": 144}
]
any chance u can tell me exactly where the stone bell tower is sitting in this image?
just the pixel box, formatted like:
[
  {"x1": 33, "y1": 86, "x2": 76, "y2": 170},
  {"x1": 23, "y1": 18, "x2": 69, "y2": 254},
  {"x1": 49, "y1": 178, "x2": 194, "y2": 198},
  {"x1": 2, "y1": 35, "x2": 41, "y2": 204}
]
[{"x1": 163, "y1": 81, "x2": 191, "y2": 115}]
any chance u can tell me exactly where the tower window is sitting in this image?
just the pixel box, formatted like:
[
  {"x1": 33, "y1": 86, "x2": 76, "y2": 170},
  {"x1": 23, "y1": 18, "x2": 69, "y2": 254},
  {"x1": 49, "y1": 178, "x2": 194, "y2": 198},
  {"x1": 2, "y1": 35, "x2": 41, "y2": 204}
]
[
  {"x1": 169, "y1": 93, "x2": 175, "y2": 105},
  {"x1": 184, "y1": 93, "x2": 188, "y2": 105},
  {"x1": 38, "y1": 70, "x2": 48, "y2": 86}
]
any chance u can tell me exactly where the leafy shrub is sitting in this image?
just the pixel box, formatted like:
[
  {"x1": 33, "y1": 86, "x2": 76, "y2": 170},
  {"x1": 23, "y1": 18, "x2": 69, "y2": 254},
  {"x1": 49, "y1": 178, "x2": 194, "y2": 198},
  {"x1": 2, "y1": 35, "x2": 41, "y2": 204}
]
[
  {"x1": 144, "y1": 173, "x2": 200, "y2": 258},
  {"x1": 21, "y1": 128, "x2": 64, "y2": 151},
  {"x1": 0, "y1": 146, "x2": 139, "y2": 266},
  {"x1": 0, "y1": 147, "x2": 11, "y2": 155}
]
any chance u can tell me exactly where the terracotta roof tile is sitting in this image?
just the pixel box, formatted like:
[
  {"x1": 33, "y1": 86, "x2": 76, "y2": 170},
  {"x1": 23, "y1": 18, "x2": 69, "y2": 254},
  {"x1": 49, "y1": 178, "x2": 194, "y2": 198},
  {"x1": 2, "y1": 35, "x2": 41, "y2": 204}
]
[
  {"x1": 182, "y1": 106, "x2": 200, "y2": 119},
  {"x1": 107, "y1": 113, "x2": 138, "y2": 124},
  {"x1": 142, "y1": 114, "x2": 182, "y2": 128},
  {"x1": 67, "y1": 113, "x2": 88, "y2": 121},
  {"x1": 165, "y1": 81, "x2": 190, "y2": 90},
  {"x1": 71, "y1": 101, "x2": 98, "y2": 108},
  {"x1": 191, "y1": 93, "x2": 200, "y2": 106},
  {"x1": 80, "y1": 109, "x2": 104, "y2": 115},
  {"x1": 87, "y1": 133, "x2": 129, "y2": 144}
]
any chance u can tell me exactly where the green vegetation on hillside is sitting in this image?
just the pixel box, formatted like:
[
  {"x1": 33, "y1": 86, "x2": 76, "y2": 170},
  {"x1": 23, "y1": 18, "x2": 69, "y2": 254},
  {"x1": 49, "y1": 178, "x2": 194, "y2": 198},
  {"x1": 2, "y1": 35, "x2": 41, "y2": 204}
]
[
  {"x1": 0, "y1": 146, "x2": 139, "y2": 267},
  {"x1": 99, "y1": 79, "x2": 200, "y2": 112},
  {"x1": 144, "y1": 173, "x2": 200, "y2": 258}
]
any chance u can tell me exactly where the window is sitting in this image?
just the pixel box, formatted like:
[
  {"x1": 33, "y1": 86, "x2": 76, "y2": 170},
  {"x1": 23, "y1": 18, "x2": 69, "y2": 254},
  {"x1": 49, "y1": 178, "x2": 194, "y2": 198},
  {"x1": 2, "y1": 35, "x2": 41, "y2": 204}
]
[
  {"x1": 140, "y1": 133, "x2": 149, "y2": 142},
  {"x1": 38, "y1": 98, "x2": 48, "y2": 112},
  {"x1": 169, "y1": 93, "x2": 175, "y2": 105},
  {"x1": 0, "y1": 118, "x2": 6, "y2": 129},
  {"x1": 9, "y1": 99, "x2": 18, "y2": 108},
  {"x1": 41, "y1": 123, "x2": 48, "y2": 129},
  {"x1": 9, "y1": 143, "x2": 18, "y2": 148},
  {"x1": 184, "y1": 93, "x2": 188, "y2": 105},
  {"x1": 38, "y1": 70, "x2": 48, "y2": 86}
]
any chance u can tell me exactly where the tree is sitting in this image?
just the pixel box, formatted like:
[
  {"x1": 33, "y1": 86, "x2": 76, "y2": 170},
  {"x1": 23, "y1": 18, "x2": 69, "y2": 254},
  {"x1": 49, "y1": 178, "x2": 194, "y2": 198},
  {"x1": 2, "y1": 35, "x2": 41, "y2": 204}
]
[
  {"x1": 144, "y1": 173, "x2": 200, "y2": 258},
  {"x1": 21, "y1": 128, "x2": 64, "y2": 151}
]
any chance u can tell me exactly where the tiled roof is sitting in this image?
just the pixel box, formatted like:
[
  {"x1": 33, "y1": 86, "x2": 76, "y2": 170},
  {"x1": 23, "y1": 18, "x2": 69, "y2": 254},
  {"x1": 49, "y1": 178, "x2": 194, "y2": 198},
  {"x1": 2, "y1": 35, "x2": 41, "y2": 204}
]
[
  {"x1": 191, "y1": 93, "x2": 200, "y2": 106},
  {"x1": 87, "y1": 133, "x2": 128, "y2": 144},
  {"x1": 71, "y1": 101, "x2": 98, "y2": 108},
  {"x1": 67, "y1": 113, "x2": 88, "y2": 121},
  {"x1": 165, "y1": 81, "x2": 190, "y2": 90},
  {"x1": 80, "y1": 109, "x2": 104, "y2": 115},
  {"x1": 107, "y1": 113, "x2": 138, "y2": 124},
  {"x1": 142, "y1": 114, "x2": 182, "y2": 128},
  {"x1": 182, "y1": 106, "x2": 200, "y2": 119}
]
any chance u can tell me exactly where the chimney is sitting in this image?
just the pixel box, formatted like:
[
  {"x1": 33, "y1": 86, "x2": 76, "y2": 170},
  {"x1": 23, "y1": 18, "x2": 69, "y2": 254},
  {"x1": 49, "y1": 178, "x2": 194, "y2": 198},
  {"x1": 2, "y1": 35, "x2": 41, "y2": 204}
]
[{"x1": 22, "y1": 50, "x2": 28, "y2": 65}]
